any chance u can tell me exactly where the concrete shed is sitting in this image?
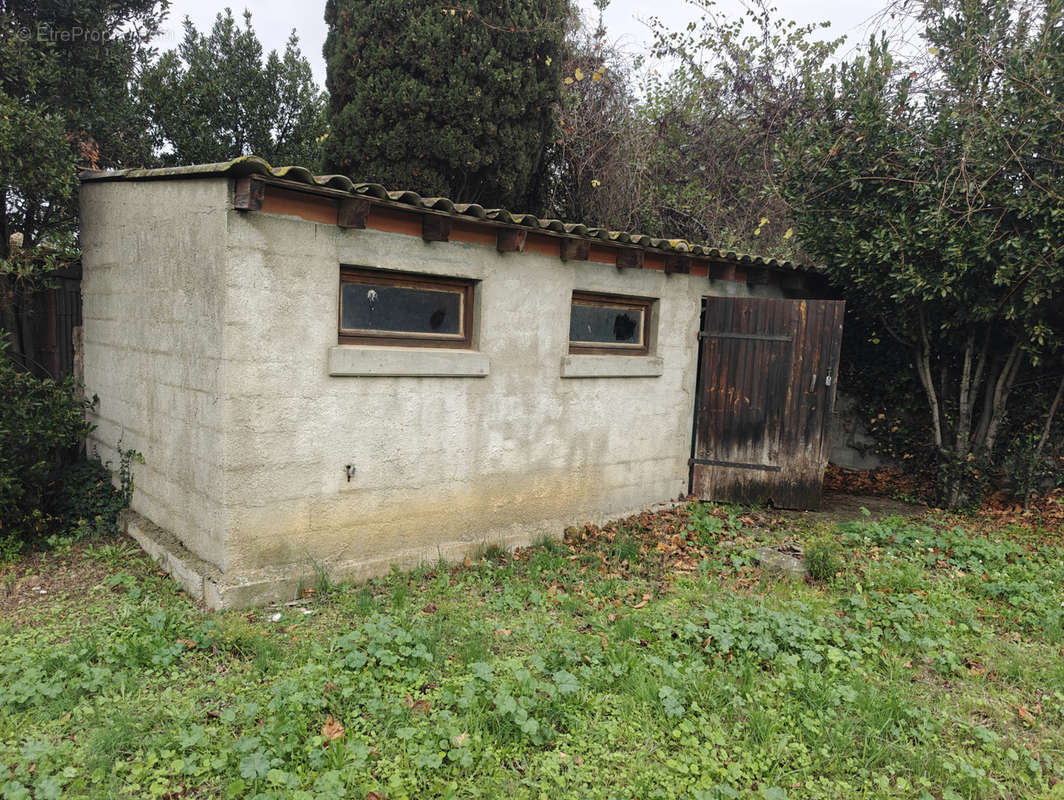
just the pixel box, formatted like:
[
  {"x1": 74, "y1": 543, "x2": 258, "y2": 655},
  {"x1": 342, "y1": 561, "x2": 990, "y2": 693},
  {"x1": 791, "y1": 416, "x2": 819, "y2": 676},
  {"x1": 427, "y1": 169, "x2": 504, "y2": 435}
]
[{"x1": 78, "y1": 157, "x2": 843, "y2": 608}]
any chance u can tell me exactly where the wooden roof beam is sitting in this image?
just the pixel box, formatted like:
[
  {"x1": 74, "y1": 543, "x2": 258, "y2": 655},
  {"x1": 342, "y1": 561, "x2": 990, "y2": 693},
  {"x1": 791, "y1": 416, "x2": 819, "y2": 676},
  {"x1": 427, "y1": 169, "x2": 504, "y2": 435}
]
[
  {"x1": 421, "y1": 215, "x2": 452, "y2": 242},
  {"x1": 338, "y1": 197, "x2": 371, "y2": 229},
  {"x1": 497, "y1": 228, "x2": 527, "y2": 252},
  {"x1": 560, "y1": 238, "x2": 590, "y2": 262},
  {"x1": 664, "y1": 254, "x2": 691, "y2": 275},
  {"x1": 616, "y1": 248, "x2": 644, "y2": 270},
  {"x1": 233, "y1": 176, "x2": 264, "y2": 211}
]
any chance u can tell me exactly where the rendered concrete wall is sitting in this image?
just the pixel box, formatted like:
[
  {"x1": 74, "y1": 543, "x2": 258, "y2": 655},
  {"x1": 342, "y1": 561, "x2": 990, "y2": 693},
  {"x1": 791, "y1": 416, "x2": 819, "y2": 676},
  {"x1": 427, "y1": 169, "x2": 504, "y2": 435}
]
[
  {"x1": 80, "y1": 179, "x2": 231, "y2": 569},
  {"x1": 82, "y1": 175, "x2": 785, "y2": 606},
  {"x1": 218, "y1": 201, "x2": 780, "y2": 593}
]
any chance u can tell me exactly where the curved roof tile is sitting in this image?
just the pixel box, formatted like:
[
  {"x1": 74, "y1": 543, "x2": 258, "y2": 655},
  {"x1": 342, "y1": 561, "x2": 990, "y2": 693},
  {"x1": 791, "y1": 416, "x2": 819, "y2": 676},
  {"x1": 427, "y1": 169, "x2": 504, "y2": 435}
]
[{"x1": 80, "y1": 155, "x2": 814, "y2": 272}]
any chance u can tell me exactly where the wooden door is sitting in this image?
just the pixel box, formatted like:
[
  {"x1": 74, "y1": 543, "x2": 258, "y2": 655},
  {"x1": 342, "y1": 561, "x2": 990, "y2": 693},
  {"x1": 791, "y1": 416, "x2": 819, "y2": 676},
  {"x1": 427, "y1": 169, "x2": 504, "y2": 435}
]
[{"x1": 691, "y1": 297, "x2": 844, "y2": 509}]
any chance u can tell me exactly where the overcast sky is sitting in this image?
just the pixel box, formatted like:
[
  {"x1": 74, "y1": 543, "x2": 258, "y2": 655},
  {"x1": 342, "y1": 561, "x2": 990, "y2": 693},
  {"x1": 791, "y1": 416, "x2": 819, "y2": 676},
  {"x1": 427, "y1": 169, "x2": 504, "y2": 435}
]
[{"x1": 158, "y1": 0, "x2": 888, "y2": 88}]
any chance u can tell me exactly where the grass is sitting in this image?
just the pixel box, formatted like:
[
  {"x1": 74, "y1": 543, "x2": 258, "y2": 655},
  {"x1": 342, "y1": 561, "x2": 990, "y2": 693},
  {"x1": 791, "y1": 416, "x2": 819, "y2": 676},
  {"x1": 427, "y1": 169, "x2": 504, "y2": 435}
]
[{"x1": 1, "y1": 502, "x2": 1063, "y2": 799}]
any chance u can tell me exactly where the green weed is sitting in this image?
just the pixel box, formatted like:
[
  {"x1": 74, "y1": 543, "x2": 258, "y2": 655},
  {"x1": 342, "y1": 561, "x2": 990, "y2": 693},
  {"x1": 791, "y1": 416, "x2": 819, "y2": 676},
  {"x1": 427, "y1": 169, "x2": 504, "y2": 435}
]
[
  {"x1": 804, "y1": 534, "x2": 842, "y2": 582},
  {"x1": 0, "y1": 509, "x2": 1062, "y2": 799}
]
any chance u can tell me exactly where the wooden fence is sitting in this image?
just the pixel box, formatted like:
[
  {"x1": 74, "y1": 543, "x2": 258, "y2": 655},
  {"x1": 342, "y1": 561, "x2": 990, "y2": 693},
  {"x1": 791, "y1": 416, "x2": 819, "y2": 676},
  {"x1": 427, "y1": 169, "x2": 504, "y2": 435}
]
[{"x1": 2, "y1": 264, "x2": 82, "y2": 380}]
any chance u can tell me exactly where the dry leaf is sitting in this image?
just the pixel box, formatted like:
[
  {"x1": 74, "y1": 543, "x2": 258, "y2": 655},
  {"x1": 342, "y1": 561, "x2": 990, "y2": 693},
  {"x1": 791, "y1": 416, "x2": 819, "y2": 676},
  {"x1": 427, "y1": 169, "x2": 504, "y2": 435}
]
[
  {"x1": 404, "y1": 694, "x2": 432, "y2": 714},
  {"x1": 322, "y1": 715, "x2": 345, "y2": 740}
]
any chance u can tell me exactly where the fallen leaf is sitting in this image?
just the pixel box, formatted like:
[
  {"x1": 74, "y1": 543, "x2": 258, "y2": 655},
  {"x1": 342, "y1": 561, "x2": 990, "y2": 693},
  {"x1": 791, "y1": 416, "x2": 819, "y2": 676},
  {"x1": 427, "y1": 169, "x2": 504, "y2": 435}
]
[
  {"x1": 322, "y1": 715, "x2": 345, "y2": 740},
  {"x1": 404, "y1": 694, "x2": 432, "y2": 714}
]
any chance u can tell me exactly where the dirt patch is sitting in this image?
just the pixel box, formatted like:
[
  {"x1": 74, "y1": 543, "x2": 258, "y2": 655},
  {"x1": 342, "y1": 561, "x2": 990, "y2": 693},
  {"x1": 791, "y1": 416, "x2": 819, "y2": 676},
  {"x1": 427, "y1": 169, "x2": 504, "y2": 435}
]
[
  {"x1": 779, "y1": 491, "x2": 927, "y2": 526},
  {"x1": 0, "y1": 535, "x2": 156, "y2": 624}
]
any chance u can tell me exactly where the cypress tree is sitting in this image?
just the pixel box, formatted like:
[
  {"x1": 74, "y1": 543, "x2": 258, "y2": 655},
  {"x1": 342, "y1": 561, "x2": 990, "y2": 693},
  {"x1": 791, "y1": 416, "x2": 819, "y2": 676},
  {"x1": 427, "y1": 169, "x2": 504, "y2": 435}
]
[{"x1": 323, "y1": 0, "x2": 569, "y2": 211}]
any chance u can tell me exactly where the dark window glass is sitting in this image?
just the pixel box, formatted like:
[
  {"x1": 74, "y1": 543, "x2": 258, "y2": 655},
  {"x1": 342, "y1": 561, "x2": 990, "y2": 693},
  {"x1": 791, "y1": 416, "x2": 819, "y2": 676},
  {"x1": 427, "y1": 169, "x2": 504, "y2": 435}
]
[
  {"x1": 341, "y1": 282, "x2": 462, "y2": 336},
  {"x1": 339, "y1": 267, "x2": 473, "y2": 347},
  {"x1": 569, "y1": 292, "x2": 651, "y2": 354},
  {"x1": 569, "y1": 303, "x2": 643, "y2": 345}
]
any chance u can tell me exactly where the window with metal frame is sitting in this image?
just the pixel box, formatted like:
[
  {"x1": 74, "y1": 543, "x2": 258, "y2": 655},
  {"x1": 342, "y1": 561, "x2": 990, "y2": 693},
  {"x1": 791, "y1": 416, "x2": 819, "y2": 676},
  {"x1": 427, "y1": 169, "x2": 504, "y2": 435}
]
[
  {"x1": 339, "y1": 267, "x2": 474, "y2": 348},
  {"x1": 568, "y1": 291, "x2": 652, "y2": 355}
]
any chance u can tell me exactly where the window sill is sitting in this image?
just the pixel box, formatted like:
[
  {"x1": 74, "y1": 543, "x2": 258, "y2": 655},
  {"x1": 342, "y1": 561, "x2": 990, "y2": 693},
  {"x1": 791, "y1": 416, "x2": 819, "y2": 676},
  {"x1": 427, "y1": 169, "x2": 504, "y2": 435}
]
[
  {"x1": 329, "y1": 345, "x2": 490, "y2": 377},
  {"x1": 560, "y1": 354, "x2": 664, "y2": 379}
]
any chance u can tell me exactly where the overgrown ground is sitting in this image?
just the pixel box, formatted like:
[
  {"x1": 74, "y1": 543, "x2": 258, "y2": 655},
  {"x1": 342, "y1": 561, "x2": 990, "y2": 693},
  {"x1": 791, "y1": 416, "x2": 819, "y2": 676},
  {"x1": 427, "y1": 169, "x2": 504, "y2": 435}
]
[{"x1": 2, "y1": 498, "x2": 1063, "y2": 799}]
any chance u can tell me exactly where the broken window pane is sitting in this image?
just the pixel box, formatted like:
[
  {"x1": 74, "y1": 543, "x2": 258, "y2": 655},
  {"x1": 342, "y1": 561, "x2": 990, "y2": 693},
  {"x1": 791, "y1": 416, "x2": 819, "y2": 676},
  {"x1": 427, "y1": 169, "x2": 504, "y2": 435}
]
[
  {"x1": 570, "y1": 302, "x2": 644, "y2": 345},
  {"x1": 341, "y1": 282, "x2": 463, "y2": 336}
]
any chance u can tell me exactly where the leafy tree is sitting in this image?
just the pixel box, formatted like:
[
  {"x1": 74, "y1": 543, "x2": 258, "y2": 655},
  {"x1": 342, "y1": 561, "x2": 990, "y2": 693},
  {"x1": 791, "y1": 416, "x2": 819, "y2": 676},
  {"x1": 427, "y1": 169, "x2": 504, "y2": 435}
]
[
  {"x1": 546, "y1": 0, "x2": 650, "y2": 230},
  {"x1": 323, "y1": 0, "x2": 570, "y2": 210},
  {"x1": 1, "y1": 0, "x2": 167, "y2": 366},
  {"x1": 780, "y1": 0, "x2": 1064, "y2": 504},
  {"x1": 139, "y1": 9, "x2": 328, "y2": 168},
  {"x1": 641, "y1": 0, "x2": 841, "y2": 251}
]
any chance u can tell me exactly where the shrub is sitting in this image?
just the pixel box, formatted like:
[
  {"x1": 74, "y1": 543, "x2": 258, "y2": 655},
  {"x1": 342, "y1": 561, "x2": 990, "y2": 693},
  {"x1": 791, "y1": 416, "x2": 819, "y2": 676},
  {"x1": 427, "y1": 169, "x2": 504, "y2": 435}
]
[
  {"x1": 47, "y1": 449, "x2": 141, "y2": 540},
  {"x1": 0, "y1": 346, "x2": 94, "y2": 548}
]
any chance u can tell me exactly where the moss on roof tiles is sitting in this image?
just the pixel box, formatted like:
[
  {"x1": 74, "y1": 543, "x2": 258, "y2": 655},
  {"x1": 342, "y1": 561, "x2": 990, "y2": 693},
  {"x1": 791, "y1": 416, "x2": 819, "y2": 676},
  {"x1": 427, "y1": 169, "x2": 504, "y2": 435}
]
[{"x1": 80, "y1": 155, "x2": 811, "y2": 272}]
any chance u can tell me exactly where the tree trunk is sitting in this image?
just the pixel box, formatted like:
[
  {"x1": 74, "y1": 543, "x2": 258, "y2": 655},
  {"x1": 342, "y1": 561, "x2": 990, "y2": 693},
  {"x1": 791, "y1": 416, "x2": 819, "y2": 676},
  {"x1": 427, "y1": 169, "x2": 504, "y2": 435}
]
[
  {"x1": 915, "y1": 308, "x2": 945, "y2": 451},
  {"x1": 972, "y1": 353, "x2": 1004, "y2": 449},
  {"x1": 1025, "y1": 371, "x2": 1064, "y2": 508},
  {"x1": 955, "y1": 331, "x2": 976, "y2": 454},
  {"x1": 0, "y1": 193, "x2": 18, "y2": 358},
  {"x1": 982, "y1": 342, "x2": 1023, "y2": 457}
]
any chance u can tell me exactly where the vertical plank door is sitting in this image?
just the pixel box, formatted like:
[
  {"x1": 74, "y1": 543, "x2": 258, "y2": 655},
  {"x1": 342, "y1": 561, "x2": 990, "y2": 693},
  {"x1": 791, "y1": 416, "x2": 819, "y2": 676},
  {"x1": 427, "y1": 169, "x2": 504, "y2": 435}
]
[{"x1": 691, "y1": 297, "x2": 845, "y2": 509}]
